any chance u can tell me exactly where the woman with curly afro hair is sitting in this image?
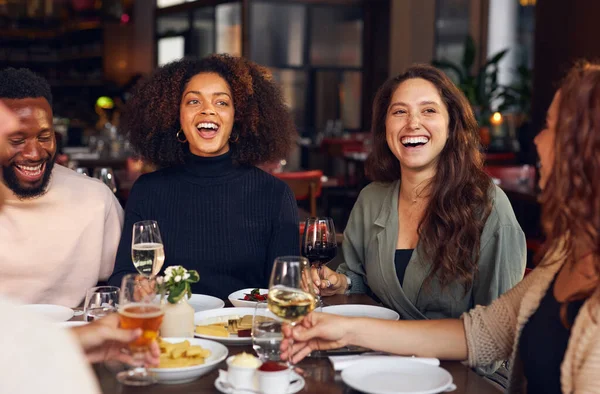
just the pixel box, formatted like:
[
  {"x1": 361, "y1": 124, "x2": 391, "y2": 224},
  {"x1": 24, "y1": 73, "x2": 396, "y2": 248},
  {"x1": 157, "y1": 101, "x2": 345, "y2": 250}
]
[{"x1": 108, "y1": 55, "x2": 300, "y2": 298}]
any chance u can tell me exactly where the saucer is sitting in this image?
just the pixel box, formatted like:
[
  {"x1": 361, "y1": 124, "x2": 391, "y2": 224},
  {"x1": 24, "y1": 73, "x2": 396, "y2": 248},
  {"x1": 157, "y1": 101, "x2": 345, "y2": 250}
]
[{"x1": 214, "y1": 369, "x2": 305, "y2": 394}]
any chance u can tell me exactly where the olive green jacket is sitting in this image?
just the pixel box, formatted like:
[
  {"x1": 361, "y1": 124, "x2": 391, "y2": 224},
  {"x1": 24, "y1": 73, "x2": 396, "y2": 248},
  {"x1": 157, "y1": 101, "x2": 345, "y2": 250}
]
[{"x1": 337, "y1": 181, "x2": 527, "y2": 320}]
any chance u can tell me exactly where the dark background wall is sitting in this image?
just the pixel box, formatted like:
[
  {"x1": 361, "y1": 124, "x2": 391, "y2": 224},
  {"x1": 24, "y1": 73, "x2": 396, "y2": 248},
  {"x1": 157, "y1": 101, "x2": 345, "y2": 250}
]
[{"x1": 529, "y1": 0, "x2": 600, "y2": 162}]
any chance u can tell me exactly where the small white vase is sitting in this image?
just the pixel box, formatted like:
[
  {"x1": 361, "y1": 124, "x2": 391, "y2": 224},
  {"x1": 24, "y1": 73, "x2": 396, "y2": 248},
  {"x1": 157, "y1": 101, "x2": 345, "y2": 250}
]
[{"x1": 160, "y1": 297, "x2": 195, "y2": 338}]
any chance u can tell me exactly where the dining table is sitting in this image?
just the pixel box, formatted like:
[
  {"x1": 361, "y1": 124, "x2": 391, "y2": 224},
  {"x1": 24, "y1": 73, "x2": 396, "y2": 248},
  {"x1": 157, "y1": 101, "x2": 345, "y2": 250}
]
[{"x1": 90, "y1": 294, "x2": 502, "y2": 394}]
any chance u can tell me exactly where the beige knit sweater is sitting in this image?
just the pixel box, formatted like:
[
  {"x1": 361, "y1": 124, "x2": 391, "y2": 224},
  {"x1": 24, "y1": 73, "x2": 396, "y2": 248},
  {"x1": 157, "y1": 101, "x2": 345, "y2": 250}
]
[{"x1": 461, "y1": 245, "x2": 600, "y2": 393}]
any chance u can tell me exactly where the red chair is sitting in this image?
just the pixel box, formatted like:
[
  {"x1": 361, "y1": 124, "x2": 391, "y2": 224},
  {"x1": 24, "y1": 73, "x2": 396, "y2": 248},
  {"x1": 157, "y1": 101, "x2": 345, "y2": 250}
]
[
  {"x1": 485, "y1": 152, "x2": 517, "y2": 165},
  {"x1": 274, "y1": 170, "x2": 323, "y2": 217}
]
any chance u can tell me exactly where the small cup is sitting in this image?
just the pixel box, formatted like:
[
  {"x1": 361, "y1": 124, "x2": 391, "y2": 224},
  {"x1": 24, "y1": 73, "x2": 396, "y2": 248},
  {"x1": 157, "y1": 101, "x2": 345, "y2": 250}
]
[
  {"x1": 257, "y1": 363, "x2": 291, "y2": 394},
  {"x1": 226, "y1": 355, "x2": 260, "y2": 390}
]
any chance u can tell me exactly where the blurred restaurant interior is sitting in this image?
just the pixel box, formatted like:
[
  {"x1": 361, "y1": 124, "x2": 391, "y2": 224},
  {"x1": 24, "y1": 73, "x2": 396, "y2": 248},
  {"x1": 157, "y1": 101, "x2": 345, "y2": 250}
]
[{"x1": 1, "y1": 0, "x2": 599, "y2": 270}]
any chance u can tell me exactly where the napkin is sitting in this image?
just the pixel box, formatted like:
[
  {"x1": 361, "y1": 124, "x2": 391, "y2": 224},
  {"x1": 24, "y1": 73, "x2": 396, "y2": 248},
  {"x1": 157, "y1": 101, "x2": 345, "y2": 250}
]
[{"x1": 329, "y1": 354, "x2": 440, "y2": 371}]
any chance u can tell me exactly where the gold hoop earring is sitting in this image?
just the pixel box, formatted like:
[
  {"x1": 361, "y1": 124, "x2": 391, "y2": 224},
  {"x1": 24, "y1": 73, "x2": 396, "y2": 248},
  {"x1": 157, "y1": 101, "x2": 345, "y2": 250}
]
[
  {"x1": 176, "y1": 129, "x2": 187, "y2": 143},
  {"x1": 229, "y1": 133, "x2": 239, "y2": 143}
]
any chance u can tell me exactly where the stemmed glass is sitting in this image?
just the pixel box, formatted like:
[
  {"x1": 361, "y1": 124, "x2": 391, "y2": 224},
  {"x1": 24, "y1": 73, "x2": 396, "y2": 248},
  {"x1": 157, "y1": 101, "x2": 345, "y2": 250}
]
[
  {"x1": 131, "y1": 220, "x2": 165, "y2": 277},
  {"x1": 83, "y1": 286, "x2": 120, "y2": 322},
  {"x1": 117, "y1": 274, "x2": 165, "y2": 386},
  {"x1": 267, "y1": 256, "x2": 317, "y2": 364},
  {"x1": 301, "y1": 217, "x2": 337, "y2": 306}
]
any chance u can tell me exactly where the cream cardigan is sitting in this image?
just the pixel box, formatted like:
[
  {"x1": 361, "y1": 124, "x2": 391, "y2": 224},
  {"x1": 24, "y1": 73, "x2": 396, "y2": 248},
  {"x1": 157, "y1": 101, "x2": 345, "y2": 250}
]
[{"x1": 461, "y1": 245, "x2": 600, "y2": 393}]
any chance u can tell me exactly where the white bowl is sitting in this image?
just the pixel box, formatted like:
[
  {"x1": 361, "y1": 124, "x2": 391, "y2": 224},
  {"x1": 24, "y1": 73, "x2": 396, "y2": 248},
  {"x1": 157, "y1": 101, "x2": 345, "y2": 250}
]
[
  {"x1": 322, "y1": 304, "x2": 400, "y2": 320},
  {"x1": 149, "y1": 337, "x2": 228, "y2": 384},
  {"x1": 188, "y1": 294, "x2": 226, "y2": 312},
  {"x1": 228, "y1": 288, "x2": 269, "y2": 308},
  {"x1": 20, "y1": 304, "x2": 74, "y2": 322}
]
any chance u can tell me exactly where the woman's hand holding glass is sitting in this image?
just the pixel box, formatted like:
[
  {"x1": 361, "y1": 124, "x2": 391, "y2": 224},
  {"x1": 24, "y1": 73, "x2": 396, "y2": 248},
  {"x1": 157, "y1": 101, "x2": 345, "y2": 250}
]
[{"x1": 310, "y1": 265, "x2": 349, "y2": 296}]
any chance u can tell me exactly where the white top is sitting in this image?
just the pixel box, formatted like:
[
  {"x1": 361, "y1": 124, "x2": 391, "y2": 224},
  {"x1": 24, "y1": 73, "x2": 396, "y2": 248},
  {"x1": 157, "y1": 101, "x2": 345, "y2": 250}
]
[
  {"x1": 0, "y1": 295, "x2": 100, "y2": 393},
  {"x1": 0, "y1": 165, "x2": 124, "y2": 307}
]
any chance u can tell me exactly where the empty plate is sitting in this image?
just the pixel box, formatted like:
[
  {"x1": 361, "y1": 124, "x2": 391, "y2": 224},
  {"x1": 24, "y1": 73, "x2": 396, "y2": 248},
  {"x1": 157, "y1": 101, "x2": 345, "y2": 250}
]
[
  {"x1": 341, "y1": 357, "x2": 453, "y2": 394},
  {"x1": 21, "y1": 304, "x2": 74, "y2": 322},
  {"x1": 322, "y1": 304, "x2": 399, "y2": 320}
]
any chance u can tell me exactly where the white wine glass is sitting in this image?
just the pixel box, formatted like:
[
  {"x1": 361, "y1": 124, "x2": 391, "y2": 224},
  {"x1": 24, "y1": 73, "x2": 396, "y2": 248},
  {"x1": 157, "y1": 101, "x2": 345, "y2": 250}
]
[
  {"x1": 268, "y1": 256, "x2": 317, "y2": 365},
  {"x1": 268, "y1": 256, "x2": 316, "y2": 324},
  {"x1": 132, "y1": 220, "x2": 165, "y2": 277}
]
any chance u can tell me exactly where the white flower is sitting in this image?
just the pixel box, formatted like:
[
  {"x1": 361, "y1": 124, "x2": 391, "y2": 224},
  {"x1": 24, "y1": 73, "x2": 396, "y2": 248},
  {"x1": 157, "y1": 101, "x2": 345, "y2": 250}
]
[
  {"x1": 175, "y1": 275, "x2": 182, "y2": 282},
  {"x1": 165, "y1": 273, "x2": 172, "y2": 282},
  {"x1": 165, "y1": 266, "x2": 175, "y2": 275},
  {"x1": 183, "y1": 273, "x2": 190, "y2": 280}
]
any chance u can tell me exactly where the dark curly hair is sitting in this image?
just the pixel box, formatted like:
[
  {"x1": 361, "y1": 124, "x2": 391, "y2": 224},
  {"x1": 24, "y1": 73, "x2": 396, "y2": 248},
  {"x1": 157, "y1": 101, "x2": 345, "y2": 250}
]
[
  {"x1": 0, "y1": 67, "x2": 53, "y2": 105},
  {"x1": 122, "y1": 55, "x2": 296, "y2": 167},
  {"x1": 535, "y1": 61, "x2": 600, "y2": 324},
  {"x1": 365, "y1": 64, "x2": 493, "y2": 293}
]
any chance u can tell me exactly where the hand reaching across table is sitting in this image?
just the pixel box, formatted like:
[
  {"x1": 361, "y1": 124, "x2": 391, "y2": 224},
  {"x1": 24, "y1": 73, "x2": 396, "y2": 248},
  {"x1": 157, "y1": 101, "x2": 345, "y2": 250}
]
[{"x1": 71, "y1": 313, "x2": 160, "y2": 366}]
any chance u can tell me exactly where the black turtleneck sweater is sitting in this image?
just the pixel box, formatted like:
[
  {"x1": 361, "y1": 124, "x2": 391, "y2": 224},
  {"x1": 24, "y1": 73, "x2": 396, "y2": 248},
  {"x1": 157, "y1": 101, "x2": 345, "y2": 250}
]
[{"x1": 108, "y1": 151, "x2": 299, "y2": 299}]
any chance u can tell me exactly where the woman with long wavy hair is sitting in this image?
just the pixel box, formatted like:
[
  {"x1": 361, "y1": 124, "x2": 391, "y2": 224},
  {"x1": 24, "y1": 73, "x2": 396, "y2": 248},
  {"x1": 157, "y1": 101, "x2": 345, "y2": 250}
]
[
  {"x1": 311, "y1": 64, "x2": 526, "y2": 321},
  {"x1": 287, "y1": 62, "x2": 600, "y2": 393}
]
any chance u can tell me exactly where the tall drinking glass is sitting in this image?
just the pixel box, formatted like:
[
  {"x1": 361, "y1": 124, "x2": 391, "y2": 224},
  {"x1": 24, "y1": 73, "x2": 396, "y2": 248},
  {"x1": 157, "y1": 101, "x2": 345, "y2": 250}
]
[
  {"x1": 84, "y1": 286, "x2": 119, "y2": 322},
  {"x1": 252, "y1": 301, "x2": 283, "y2": 362},
  {"x1": 131, "y1": 220, "x2": 165, "y2": 277},
  {"x1": 117, "y1": 274, "x2": 165, "y2": 386},
  {"x1": 301, "y1": 217, "x2": 337, "y2": 305}
]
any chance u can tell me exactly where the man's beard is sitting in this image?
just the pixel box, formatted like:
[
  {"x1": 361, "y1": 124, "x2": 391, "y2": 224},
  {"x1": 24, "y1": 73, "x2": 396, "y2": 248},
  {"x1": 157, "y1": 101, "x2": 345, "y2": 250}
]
[{"x1": 2, "y1": 157, "x2": 56, "y2": 199}]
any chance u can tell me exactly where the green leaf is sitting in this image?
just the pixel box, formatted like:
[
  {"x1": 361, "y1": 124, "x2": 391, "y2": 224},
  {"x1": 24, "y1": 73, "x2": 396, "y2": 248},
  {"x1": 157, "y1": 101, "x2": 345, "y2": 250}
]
[
  {"x1": 187, "y1": 270, "x2": 200, "y2": 283},
  {"x1": 167, "y1": 281, "x2": 187, "y2": 304}
]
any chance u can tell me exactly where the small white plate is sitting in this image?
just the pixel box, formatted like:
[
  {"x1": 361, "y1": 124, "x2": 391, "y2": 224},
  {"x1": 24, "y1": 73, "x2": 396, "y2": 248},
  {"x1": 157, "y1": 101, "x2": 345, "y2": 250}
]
[
  {"x1": 322, "y1": 304, "x2": 399, "y2": 320},
  {"x1": 228, "y1": 288, "x2": 269, "y2": 308},
  {"x1": 21, "y1": 304, "x2": 74, "y2": 322},
  {"x1": 194, "y1": 307, "x2": 258, "y2": 345},
  {"x1": 214, "y1": 370, "x2": 305, "y2": 394},
  {"x1": 188, "y1": 294, "x2": 225, "y2": 313},
  {"x1": 149, "y1": 337, "x2": 228, "y2": 384}
]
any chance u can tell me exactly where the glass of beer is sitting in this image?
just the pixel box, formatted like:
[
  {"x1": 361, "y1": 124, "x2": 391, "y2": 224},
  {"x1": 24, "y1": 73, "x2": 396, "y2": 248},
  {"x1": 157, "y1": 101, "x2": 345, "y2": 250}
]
[{"x1": 117, "y1": 274, "x2": 165, "y2": 386}]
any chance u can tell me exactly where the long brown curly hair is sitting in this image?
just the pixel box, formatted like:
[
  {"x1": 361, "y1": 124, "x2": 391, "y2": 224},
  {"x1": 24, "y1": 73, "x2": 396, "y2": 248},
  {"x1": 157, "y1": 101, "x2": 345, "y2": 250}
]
[
  {"x1": 366, "y1": 64, "x2": 493, "y2": 292},
  {"x1": 122, "y1": 54, "x2": 296, "y2": 167},
  {"x1": 536, "y1": 62, "x2": 600, "y2": 318}
]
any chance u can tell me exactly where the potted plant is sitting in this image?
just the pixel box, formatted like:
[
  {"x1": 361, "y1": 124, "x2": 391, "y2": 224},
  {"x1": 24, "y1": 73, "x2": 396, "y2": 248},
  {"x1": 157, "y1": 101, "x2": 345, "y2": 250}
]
[
  {"x1": 160, "y1": 265, "x2": 200, "y2": 337},
  {"x1": 433, "y1": 35, "x2": 508, "y2": 146}
]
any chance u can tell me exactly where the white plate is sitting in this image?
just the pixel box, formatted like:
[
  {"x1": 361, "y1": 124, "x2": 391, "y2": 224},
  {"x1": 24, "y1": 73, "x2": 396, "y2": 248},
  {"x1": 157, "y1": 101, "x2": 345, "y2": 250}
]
[
  {"x1": 341, "y1": 357, "x2": 453, "y2": 394},
  {"x1": 228, "y1": 288, "x2": 269, "y2": 308},
  {"x1": 194, "y1": 307, "x2": 258, "y2": 344},
  {"x1": 188, "y1": 294, "x2": 225, "y2": 312},
  {"x1": 322, "y1": 304, "x2": 399, "y2": 320},
  {"x1": 58, "y1": 321, "x2": 88, "y2": 328},
  {"x1": 21, "y1": 304, "x2": 74, "y2": 322},
  {"x1": 215, "y1": 370, "x2": 305, "y2": 394},
  {"x1": 149, "y1": 337, "x2": 228, "y2": 384}
]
